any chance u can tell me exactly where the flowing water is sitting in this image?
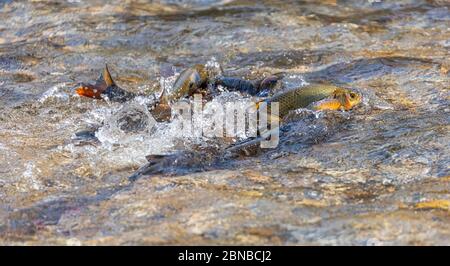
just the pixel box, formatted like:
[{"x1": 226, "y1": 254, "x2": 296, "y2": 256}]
[{"x1": 0, "y1": 0, "x2": 449, "y2": 245}]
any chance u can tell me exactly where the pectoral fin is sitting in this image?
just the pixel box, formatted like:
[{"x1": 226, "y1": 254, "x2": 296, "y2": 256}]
[{"x1": 311, "y1": 98, "x2": 343, "y2": 111}]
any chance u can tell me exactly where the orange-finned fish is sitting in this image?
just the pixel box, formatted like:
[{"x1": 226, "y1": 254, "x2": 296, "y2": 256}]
[
  {"x1": 224, "y1": 84, "x2": 362, "y2": 156},
  {"x1": 75, "y1": 65, "x2": 135, "y2": 103},
  {"x1": 261, "y1": 84, "x2": 362, "y2": 118}
]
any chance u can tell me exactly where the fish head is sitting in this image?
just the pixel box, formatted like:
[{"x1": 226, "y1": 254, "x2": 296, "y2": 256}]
[
  {"x1": 193, "y1": 64, "x2": 208, "y2": 80},
  {"x1": 189, "y1": 71, "x2": 202, "y2": 88},
  {"x1": 190, "y1": 64, "x2": 208, "y2": 89},
  {"x1": 171, "y1": 64, "x2": 207, "y2": 100},
  {"x1": 333, "y1": 88, "x2": 362, "y2": 110},
  {"x1": 312, "y1": 88, "x2": 362, "y2": 111}
]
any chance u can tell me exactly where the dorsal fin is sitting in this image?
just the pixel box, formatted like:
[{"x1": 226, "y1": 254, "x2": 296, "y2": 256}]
[
  {"x1": 94, "y1": 64, "x2": 115, "y2": 91},
  {"x1": 159, "y1": 87, "x2": 169, "y2": 105},
  {"x1": 103, "y1": 64, "x2": 115, "y2": 87}
]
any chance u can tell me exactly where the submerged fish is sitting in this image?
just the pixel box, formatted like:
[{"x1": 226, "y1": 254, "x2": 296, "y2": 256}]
[
  {"x1": 215, "y1": 74, "x2": 282, "y2": 96},
  {"x1": 75, "y1": 65, "x2": 135, "y2": 103},
  {"x1": 128, "y1": 150, "x2": 218, "y2": 182}
]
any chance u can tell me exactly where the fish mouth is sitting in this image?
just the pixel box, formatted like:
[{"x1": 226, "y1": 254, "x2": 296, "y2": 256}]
[{"x1": 345, "y1": 91, "x2": 362, "y2": 110}]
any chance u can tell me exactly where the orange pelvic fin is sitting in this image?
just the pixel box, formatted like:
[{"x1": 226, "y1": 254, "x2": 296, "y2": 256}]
[
  {"x1": 311, "y1": 98, "x2": 343, "y2": 111},
  {"x1": 312, "y1": 88, "x2": 361, "y2": 111}
]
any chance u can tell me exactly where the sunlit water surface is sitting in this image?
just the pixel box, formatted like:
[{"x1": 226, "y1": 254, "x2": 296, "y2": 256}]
[{"x1": 0, "y1": 0, "x2": 449, "y2": 245}]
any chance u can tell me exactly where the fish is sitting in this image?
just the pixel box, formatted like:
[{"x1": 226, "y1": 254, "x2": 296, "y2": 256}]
[
  {"x1": 76, "y1": 64, "x2": 208, "y2": 103},
  {"x1": 168, "y1": 64, "x2": 208, "y2": 102},
  {"x1": 214, "y1": 74, "x2": 282, "y2": 96},
  {"x1": 128, "y1": 150, "x2": 218, "y2": 182},
  {"x1": 224, "y1": 84, "x2": 362, "y2": 157},
  {"x1": 215, "y1": 76, "x2": 259, "y2": 95},
  {"x1": 261, "y1": 84, "x2": 362, "y2": 118},
  {"x1": 150, "y1": 88, "x2": 172, "y2": 122},
  {"x1": 75, "y1": 65, "x2": 135, "y2": 103},
  {"x1": 150, "y1": 64, "x2": 209, "y2": 121}
]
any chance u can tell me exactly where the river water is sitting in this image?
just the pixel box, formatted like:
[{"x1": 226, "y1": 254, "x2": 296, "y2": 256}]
[{"x1": 0, "y1": 0, "x2": 449, "y2": 245}]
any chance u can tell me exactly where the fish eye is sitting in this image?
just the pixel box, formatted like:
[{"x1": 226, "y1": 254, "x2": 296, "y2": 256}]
[{"x1": 349, "y1": 92, "x2": 357, "y2": 99}]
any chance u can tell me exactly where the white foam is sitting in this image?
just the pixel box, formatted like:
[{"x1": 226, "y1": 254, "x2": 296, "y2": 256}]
[
  {"x1": 21, "y1": 162, "x2": 43, "y2": 191},
  {"x1": 39, "y1": 83, "x2": 70, "y2": 103}
]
